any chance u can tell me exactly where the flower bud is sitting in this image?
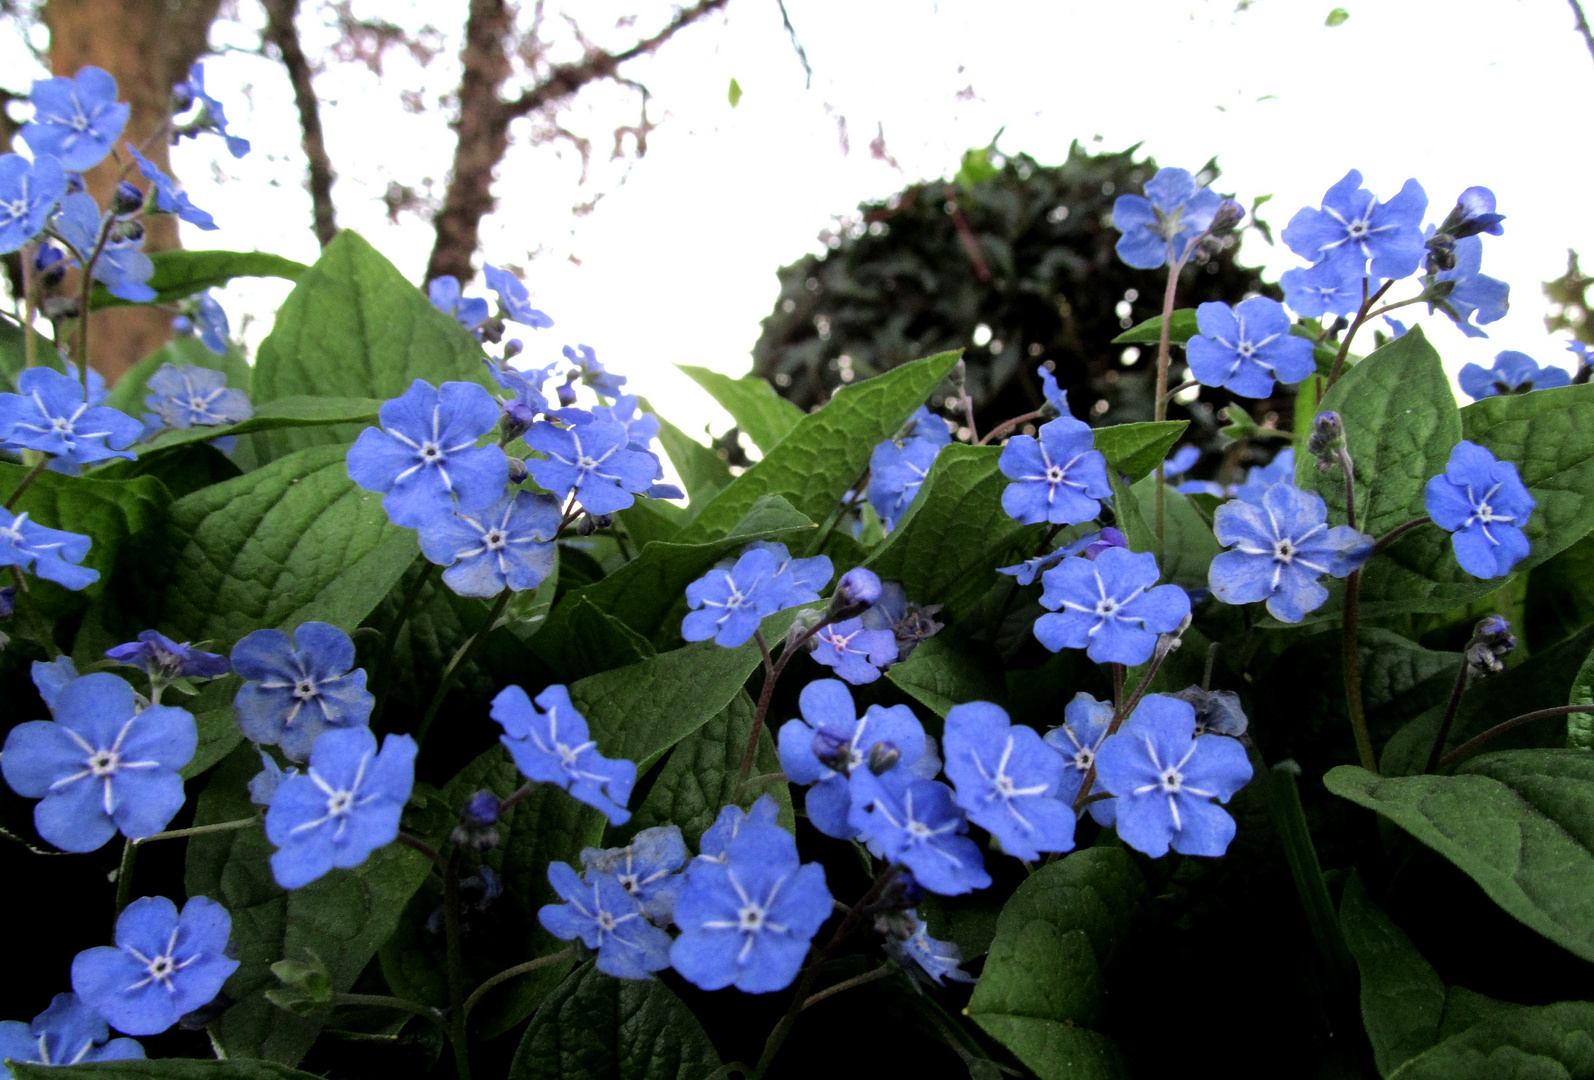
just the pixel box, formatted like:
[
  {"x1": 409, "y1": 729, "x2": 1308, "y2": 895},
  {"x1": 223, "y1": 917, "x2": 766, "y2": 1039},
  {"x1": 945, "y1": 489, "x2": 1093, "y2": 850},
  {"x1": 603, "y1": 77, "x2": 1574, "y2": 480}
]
[
  {"x1": 112, "y1": 181, "x2": 145, "y2": 216},
  {"x1": 1465, "y1": 615, "x2": 1516, "y2": 677},
  {"x1": 450, "y1": 790, "x2": 502, "y2": 851},
  {"x1": 868, "y1": 740, "x2": 901, "y2": 775}
]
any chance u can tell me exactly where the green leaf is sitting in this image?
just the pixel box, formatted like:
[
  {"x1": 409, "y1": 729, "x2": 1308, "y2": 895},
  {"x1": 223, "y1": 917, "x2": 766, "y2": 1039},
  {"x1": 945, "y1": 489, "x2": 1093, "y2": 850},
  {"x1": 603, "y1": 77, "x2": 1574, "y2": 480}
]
[
  {"x1": 1570, "y1": 637, "x2": 1594, "y2": 750},
  {"x1": 966, "y1": 848, "x2": 1144, "y2": 1080},
  {"x1": 13, "y1": 1060, "x2": 325, "y2": 1080},
  {"x1": 185, "y1": 746, "x2": 430, "y2": 1065},
  {"x1": 1325, "y1": 749, "x2": 1594, "y2": 962},
  {"x1": 1110, "y1": 309, "x2": 1198, "y2": 346},
  {"x1": 1388, "y1": 1000, "x2": 1594, "y2": 1079},
  {"x1": 135, "y1": 444, "x2": 419, "y2": 649},
  {"x1": 675, "y1": 351, "x2": 961, "y2": 543},
  {"x1": 679, "y1": 364, "x2": 805, "y2": 453},
  {"x1": 866, "y1": 444, "x2": 1041, "y2": 620},
  {"x1": 1092, "y1": 419, "x2": 1188, "y2": 481},
  {"x1": 652, "y1": 412, "x2": 731, "y2": 506},
  {"x1": 136, "y1": 396, "x2": 383, "y2": 456},
  {"x1": 887, "y1": 635, "x2": 1008, "y2": 719},
  {"x1": 623, "y1": 689, "x2": 793, "y2": 847},
  {"x1": 508, "y1": 961, "x2": 721, "y2": 1080},
  {"x1": 247, "y1": 231, "x2": 487, "y2": 460},
  {"x1": 1340, "y1": 873, "x2": 1447, "y2": 1076},
  {"x1": 90, "y1": 249, "x2": 306, "y2": 310}
]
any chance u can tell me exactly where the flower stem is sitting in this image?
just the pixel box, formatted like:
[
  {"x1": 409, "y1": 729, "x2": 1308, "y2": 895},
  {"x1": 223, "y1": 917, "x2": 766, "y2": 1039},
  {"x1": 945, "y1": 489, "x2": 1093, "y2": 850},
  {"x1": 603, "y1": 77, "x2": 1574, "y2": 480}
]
[
  {"x1": 414, "y1": 588, "x2": 512, "y2": 745},
  {"x1": 1324, "y1": 279, "x2": 1395, "y2": 390},
  {"x1": 1436, "y1": 704, "x2": 1594, "y2": 770},
  {"x1": 1422, "y1": 660, "x2": 1471, "y2": 774},
  {"x1": 4, "y1": 456, "x2": 53, "y2": 511},
  {"x1": 801, "y1": 964, "x2": 895, "y2": 1011},
  {"x1": 462, "y1": 946, "x2": 577, "y2": 1019},
  {"x1": 369, "y1": 559, "x2": 437, "y2": 729},
  {"x1": 442, "y1": 847, "x2": 472, "y2": 1080}
]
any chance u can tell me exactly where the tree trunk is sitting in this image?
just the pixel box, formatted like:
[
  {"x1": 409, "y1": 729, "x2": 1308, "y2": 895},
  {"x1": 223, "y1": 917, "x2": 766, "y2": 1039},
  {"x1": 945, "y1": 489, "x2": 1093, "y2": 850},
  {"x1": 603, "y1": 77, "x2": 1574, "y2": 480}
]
[{"x1": 43, "y1": 0, "x2": 222, "y2": 382}]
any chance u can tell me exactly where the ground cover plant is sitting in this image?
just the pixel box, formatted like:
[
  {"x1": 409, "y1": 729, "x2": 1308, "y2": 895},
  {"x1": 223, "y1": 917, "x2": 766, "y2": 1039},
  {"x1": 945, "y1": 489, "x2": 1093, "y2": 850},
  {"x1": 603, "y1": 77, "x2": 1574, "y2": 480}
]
[{"x1": 1, "y1": 65, "x2": 1593, "y2": 1080}]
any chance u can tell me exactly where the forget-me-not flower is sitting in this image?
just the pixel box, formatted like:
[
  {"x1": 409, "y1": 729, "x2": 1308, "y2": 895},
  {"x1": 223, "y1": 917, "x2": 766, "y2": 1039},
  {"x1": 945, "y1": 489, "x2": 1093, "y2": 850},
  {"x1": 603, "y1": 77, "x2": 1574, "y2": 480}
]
[
  {"x1": 671, "y1": 819, "x2": 832, "y2": 993},
  {"x1": 264, "y1": 727, "x2": 417, "y2": 889},
  {"x1": 1093, "y1": 694, "x2": 1253, "y2": 858},
  {"x1": 483, "y1": 264, "x2": 553, "y2": 329},
  {"x1": 581, "y1": 825, "x2": 687, "y2": 923},
  {"x1": 777, "y1": 679, "x2": 932, "y2": 839},
  {"x1": 1458, "y1": 351, "x2": 1569, "y2": 401},
  {"x1": 0, "y1": 507, "x2": 97, "y2": 590},
  {"x1": 682, "y1": 546, "x2": 784, "y2": 647},
  {"x1": 1209, "y1": 482, "x2": 1373, "y2": 622},
  {"x1": 125, "y1": 144, "x2": 216, "y2": 230},
  {"x1": 231, "y1": 621, "x2": 374, "y2": 761},
  {"x1": 998, "y1": 414, "x2": 1112, "y2": 526},
  {"x1": 698, "y1": 794, "x2": 781, "y2": 863},
  {"x1": 143, "y1": 363, "x2": 252, "y2": 429},
  {"x1": 1282, "y1": 169, "x2": 1428, "y2": 281},
  {"x1": 1280, "y1": 258, "x2": 1368, "y2": 320},
  {"x1": 1111, "y1": 167, "x2": 1222, "y2": 269},
  {"x1": 52, "y1": 191, "x2": 156, "y2": 302},
  {"x1": 1424, "y1": 440, "x2": 1535, "y2": 579},
  {"x1": 848, "y1": 770, "x2": 991, "y2": 896},
  {"x1": 0, "y1": 367, "x2": 141, "y2": 466},
  {"x1": 539, "y1": 863, "x2": 672, "y2": 979},
  {"x1": 1035, "y1": 546, "x2": 1191, "y2": 665},
  {"x1": 943, "y1": 701, "x2": 1073, "y2": 861},
  {"x1": 416, "y1": 489, "x2": 560, "y2": 598},
  {"x1": 347, "y1": 379, "x2": 508, "y2": 528},
  {"x1": 1044, "y1": 692, "x2": 1118, "y2": 826},
  {"x1": 525, "y1": 418, "x2": 656, "y2": 515},
  {"x1": 1187, "y1": 297, "x2": 1315, "y2": 399},
  {"x1": 2, "y1": 672, "x2": 195, "y2": 853},
  {"x1": 429, "y1": 275, "x2": 490, "y2": 330},
  {"x1": 885, "y1": 913, "x2": 973, "y2": 986},
  {"x1": 491, "y1": 683, "x2": 636, "y2": 824},
  {"x1": 21, "y1": 67, "x2": 128, "y2": 171},
  {"x1": 1233, "y1": 448, "x2": 1296, "y2": 506},
  {"x1": 172, "y1": 63, "x2": 250, "y2": 158},
  {"x1": 809, "y1": 617, "x2": 898, "y2": 684},
  {"x1": 0, "y1": 993, "x2": 144, "y2": 1070},
  {"x1": 71, "y1": 895, "x2": 238, "y2": 1036},
  {"x1": 0, "y1": 152, "x2": 66, "y2": 254}
]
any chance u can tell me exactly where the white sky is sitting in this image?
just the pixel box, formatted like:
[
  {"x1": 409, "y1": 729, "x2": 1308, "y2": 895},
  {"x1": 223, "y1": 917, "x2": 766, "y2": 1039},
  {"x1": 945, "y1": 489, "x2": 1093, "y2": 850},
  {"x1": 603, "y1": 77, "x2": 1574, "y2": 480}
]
[{"x1": 15, "y1": 0, "x2": 1594, "y2": 435}]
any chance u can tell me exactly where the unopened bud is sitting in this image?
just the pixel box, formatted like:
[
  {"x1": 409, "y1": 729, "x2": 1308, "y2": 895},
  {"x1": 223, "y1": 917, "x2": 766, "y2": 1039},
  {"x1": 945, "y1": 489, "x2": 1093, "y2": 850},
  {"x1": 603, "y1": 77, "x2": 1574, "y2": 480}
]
[
  {"x1": 868, "y1": 740, "x2": 901, "y2": 775},
  {"x1": 112, "y1": 181, "x2": 144, "y2": 216},
  {"x1": 1464, "y1": 615, "x2": 1515, "y2": 677}
]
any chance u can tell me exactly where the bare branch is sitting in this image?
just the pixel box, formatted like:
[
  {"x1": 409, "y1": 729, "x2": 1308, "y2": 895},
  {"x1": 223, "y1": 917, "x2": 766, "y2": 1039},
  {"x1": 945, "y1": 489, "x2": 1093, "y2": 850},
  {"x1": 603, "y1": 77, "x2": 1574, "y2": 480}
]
[{"x1": 262, "y1": 0, "x2": 338, "y2": 248}]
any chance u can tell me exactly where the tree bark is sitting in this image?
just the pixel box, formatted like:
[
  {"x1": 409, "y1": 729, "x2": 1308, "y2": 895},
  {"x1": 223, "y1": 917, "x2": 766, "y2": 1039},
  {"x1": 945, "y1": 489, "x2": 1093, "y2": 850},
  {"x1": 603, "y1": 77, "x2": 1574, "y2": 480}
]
[
  {"x1": 43, "y1": 0, "x2": 222, "y2": 381},
  {"x1": 423, "y1": 0, "x2": 729, "y2": 286},
  {"x1": 262, "y1": 0, "x2": 338, "y2": 248}
]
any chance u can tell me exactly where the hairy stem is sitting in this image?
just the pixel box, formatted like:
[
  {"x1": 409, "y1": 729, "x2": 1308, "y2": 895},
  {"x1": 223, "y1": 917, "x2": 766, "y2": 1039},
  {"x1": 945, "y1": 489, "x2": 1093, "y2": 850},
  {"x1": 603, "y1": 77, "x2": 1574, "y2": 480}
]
[
  {"x1": 462, "y1": 946, "x2": 578, "y2": 1019},
  {"x1": 1437, "y1": 704, "x2": 1594, "y2": 769},
  {"x1": 414, "y1": 587, "x2": 512, "y2": 745}
]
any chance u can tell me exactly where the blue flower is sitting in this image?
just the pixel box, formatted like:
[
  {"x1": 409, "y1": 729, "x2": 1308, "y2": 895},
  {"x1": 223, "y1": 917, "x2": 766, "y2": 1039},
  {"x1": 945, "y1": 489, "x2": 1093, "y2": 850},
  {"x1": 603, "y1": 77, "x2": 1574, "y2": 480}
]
[
  {"x1": 104, "y1": 630, "x2": 229, "y2": 683},
  {"x1": 1035, "y1": 546, "x2": 1191, "y2": 665},
  {"x1": 1233, "y1": 447, "x2": 1295, "y2": 506},
  {"x1": 428, "y1": 276, "x2": 490, "y2": 330},
  {"x1": 125, "y1": 144, "x2": 216, "y2": 230},
  {"x1": 581, "y1": 824, "x2": 687, "y2": 923},
  {"x1": 171, "y1": 62, "x2": 249, "y2": 158},
  {"x1": 525, "y1": 418, "x2": 657, "y2": 515},
  {"x1": 71, "y1": 896, "x2": 238, "y2": 1036},
  {"x1": 682, "y1": 546, "x2": 784, "y2": 647},
  {"x1": 1424, "y1": 440, "x2": 1535, "y2": 579},
  {"x1": 31, "y1": 656, "x2": 79, "y2": 710},
  {"x1": 885, "y1": 913, "x2": 973, "y2": 986},
  {"x1": 264, "y1": 727, "x2": 417, "y2": 889},
  {"x1": 416, "y1": 489, "x2": 560, "y2": 598},
  {"x1": 1111, "y1": 167, "x2": 1222, "y2": 270},
  {"x1": 1093, "y1": 694, "x2": 1253, "y2": 858},
  {"x1": 1187, "y1": 298, "x2": 1315, "y2": 398},
  {"x1": 698, "y1": 794, "x2": 781, "y2": 862},
  {"x1": 777, "y1": 679, "x2": 932, "y2": 839},
  {"x1": 1209, "y1": 482, "x2": 1373, "y2": 622},
  {"x1": 0, "y1": 367, "x2": 141, "y2": 465},
  {"x1": 1, "y1": 673, "x2": 194, "y2": 853},
  {"x1": 848, "y1": 770, "x2": 990, "y2": 895},
  {"x1": 539, "y1": 863, "x2": 673, "y2": 980},
  {"x1": 483, "y1": 264, "x2": 553, "y2": 329},
  {"x1": 749, "y1": 541, "x2": 833, "y2": 610},
  {"x1": 670, "y1": 819, "x2": 832, "y2": 993},
  {"x1": 868, "y1": 436, "x2": 941, "y2": 531},
  {"x1": 998, "y1": 415, "x2": 1112, "y2": 526},
  {"x1": 0, "y1": 993, "x2": 144, "y2": 1070},
  {"x1": 1044, "y1": 692, "x2": 1117, "y2": 826},
  {"x1": 1280, "y1": 258, "x2": 1367, "y2": 319},
  {"x1": 0, "y1": 507, "x2": 97, "y2": 590},
  {"x1": 143, "y1": 363, "x2": 252, "y2": 429},
  {"x1": 1282, "y1": 169, "x2": 1428, "y2": 281},
  {"x1": 21, "y1": 67, "x2": 128, "y2": 171},
  {"x1": 809, "y1": 617, "x2": 898, "y2": 684},
  {"x1": 1430, "y1": 234, "x2": 1508, "y2": 339},
  {"x1": 231, "y1": 621, "x2": 374, "y2": 762},
  {"x1": 1173, "y1": 685, "x2": 1250, "y2": 737},
  {"x1": 347, "y1": 379, "x2": 508, "y2": 529},
  {"x1": 943, "y1": 701, "x2": 1073, "y2": 861},
  {"x1": 491, "y1": 683, "x2": 636, "y2": 824},
  {"x1": 562, "y1": 344, "x2": 625, "y2": 398},
  {"x1": 0, "y1": 152, "x2": 66, "y2": 254},
  {"x1": 52, "y1": 192, "x2": 155, "y2": 302},
  {"x1": 1037, "y1": 365, "x2": 1068, "y2": 414},
  {"x1": 1458, "y1": 351, "x2": 1569, "y2": 401}
]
